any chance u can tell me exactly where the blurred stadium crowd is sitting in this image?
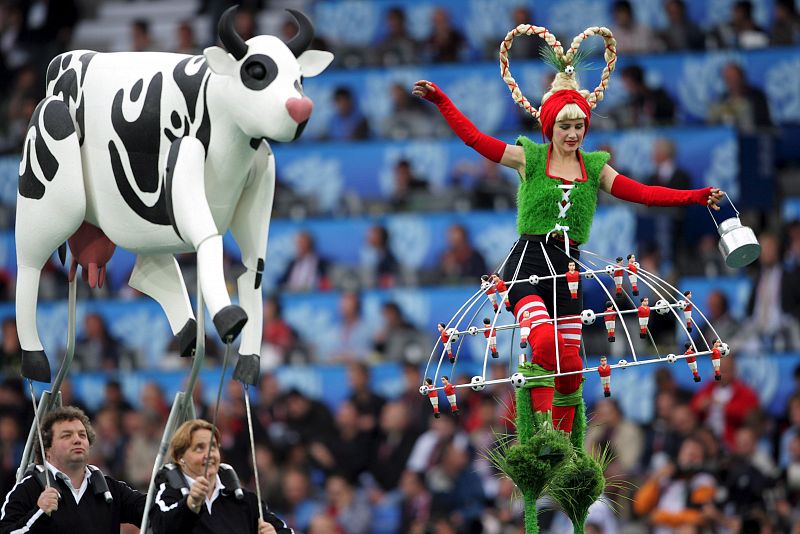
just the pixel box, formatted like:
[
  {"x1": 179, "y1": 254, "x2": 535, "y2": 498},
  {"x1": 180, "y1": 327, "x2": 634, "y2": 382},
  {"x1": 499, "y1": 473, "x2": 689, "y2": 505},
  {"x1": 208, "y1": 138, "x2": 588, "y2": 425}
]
[{"x1": 0, "y1": 0, "x2": 799, "y2": 533}]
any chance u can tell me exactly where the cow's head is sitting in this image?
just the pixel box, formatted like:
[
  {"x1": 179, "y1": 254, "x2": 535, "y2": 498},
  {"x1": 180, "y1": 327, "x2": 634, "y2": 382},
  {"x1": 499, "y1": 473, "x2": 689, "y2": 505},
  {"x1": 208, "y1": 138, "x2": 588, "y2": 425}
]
[{"x1": 203, "y1": 7, "x2": 333, "y2": 142}]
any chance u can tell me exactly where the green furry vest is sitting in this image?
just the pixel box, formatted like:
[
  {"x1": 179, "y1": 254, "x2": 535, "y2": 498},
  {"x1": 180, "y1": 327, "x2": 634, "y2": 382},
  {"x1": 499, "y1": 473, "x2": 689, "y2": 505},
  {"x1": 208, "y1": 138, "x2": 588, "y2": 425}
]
[{"x1": 515, "y1": 136, "x2": 610, "y2": 244}]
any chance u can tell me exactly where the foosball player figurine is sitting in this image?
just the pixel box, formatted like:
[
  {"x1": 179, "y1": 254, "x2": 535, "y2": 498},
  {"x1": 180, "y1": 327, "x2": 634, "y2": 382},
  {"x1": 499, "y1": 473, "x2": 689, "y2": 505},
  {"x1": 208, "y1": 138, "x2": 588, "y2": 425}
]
[
  {"x1": 425, "y1": 377, "x2": 440, "y2": 418},
  {"x1": 519, "y1": 310, "x2": 533, "y2": 348},
  {"x1": 597, "y1": 356, "x2": 612, "y2": 397},
  {"x1": 481, "y1": 274, "x2": 498, "y2": 312},
  {"x1": 684, "y1": 342, "x2": 701, "y2": 382},
  {"x1": 491, "y1": 273, "x2": 512, "y2": 311},
  {"x1": 442, "y1": 375, "x2": 459, "y2": 415},
  {"x1": 565, "y1": 261, "x2": 580, "y2": 299},
  {"x1": 638, "y1": 297, "x2": 650, "y2": 339},
  {"x1": 627, "y1": 254, "x2": 639, "y2": 296},
  {"x1": 605, "y1": 300, "x2": 616, "y2": 342},
  {"x1": 711, "y1": 338, "x2": 722, "y2": 381},
  {"x1": 438, "y1": 322, "x2": 454, "y2": 363},
  {"x1": 483, "y1": 317, "x2": 498, "y2": 358},
  {"x1": 614, "y1": 256, "x2": 625, "y2": 297},
  {"x1": 683, "y1": 290, "x2": 693, "y2": 332}
]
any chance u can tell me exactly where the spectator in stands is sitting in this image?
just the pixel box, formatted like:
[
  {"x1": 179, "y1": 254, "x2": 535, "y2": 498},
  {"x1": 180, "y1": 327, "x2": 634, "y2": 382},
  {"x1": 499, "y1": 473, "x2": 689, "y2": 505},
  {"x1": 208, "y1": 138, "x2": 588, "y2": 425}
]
[
  {"x1": 450, "y1": 159, "x2": 515, "y2": 210},
  {"x1": 782, "y1": 220, "x2": 800, "y2": 323},
  {"x1": 398, "y1": 470, "x2": 432, "y2": 532},
  {"x1": 140, "y1": 381, "x2": 169, "y2": 422},
  {"x1": 18, "y1": 0, "x2": 79, "y2": 64},
  {"x1": 407, "y1": 414, "x2": 469, "y2": 473},
  {"x1": 104, "y1": 379, "x2": 134, "y2": 414},
  {"x1": 683, "y1": 233, "x2": 730, "y2": 278},
  {"x1": 0, "y1": 3, "x2": 28, "y2": 80},
  {"x1": 129, "y1": 19, "x2": 158, "y2": 52},
  {"x1": 647, "y1": 138, "x2": 690, "y2": 191},
  {"x1": 610, "y1": 0, "x2": 659, "y2": 54},
  {"x1": 657, "y1": 0, "x2": 705, "y2": 51},
  {"x1": 372, "y1": 302, "x2": 424, "y2": 363},
  {"x1": 318, "y1": 473, "x2": 372, "y2": 534},
  {"x1": 585, "y1": 398, "x2": 644, "y2": 478},
  {"x1": 0, "y1": 64, "x2": 39, "y2": 153},
  {"x1": 707, "y1": 0, "x2": 769, "y2": 49},
  {"x1": 708, "y1": 62, "x2": 773, "y2": 133},
  {"x1": 721, "y1": 425, "x2": 776, "y2": 528},
  {"x1": 325, "y1": 86, "x2": 370, "y2": 141},
  {"x1": 174, "y1": 20, "x2": 200, "y2": 55},
  {"x1": 422, "y1": 7, "x2": 466, "y2": 63},
  {"x1": 74, "y1": 312, "x2": 138, "y2": 371},
  {"x1": 0, "y1": 413, "x2": 23, "y2": 498},
  {"x1": 771, "y1": 0, "x2": 799, "y2": 45},
  {"x1": 436, "y1": 224, "x2": 487, "y2": 284},
  {"x1": 360, "y1": 225, "x2": 399, "y2": 288},
  {"x1": 369, "y1": 403, "x2": 420, "y2": 492},
  {"x1": 612, "y1": 65, "x2": 676, "y2": 128},
  {"x1": 309, "y1": 400, "x2": 374, "y2": 484},
  {"x1": 347, "y1": 362, "x2": 385, "y2": 433},
  {"x1": 701, "y1": 289, "x2": 741, "y2": 344},
  {"x1": 261, "y1": 295, "x2": 297, "y2": 365},
  {"x1": 383, "y1": 82, "x2": 443, "y2": 140},
  {"x1": 375, "y1": 7, "x2": 418, "y2": 66},
  {"x1": 123, "y1": 409, "x2": 161, "y2": 490},
  {"x1": 0, "y1": 318, "x2": 21, "y2": 375},
  {"x1": 690, "y1": 356, "x2": 759, "y2": 450},
  {"x1": 92, "y1": 407, "x2": 127, "y2": 480},
  {"x1": 633, "y1": 435, "x2": 717, "y2": 532},
  {"x1": 427, "y1": 441, "x2": 485, "y2": 531},
  {"x1": 489, "y1": 7, "x2": 543, "y2": 59},
  {"x1": 234, "y1": 7, "x2": 258, "y2": 41},
  {"x1": 279, "y1": 231, "x2": 330, "y2": 292},
  {"x1": 779, "y1": 394, "x2": 800, "y2": 469},
  {"x1": 285, "y1": 389, "x2": 337, "y2": 446},
  {"x1": 274, "y1": 467, "x2": 319, "y2": 532},
  {"x1": 319, "y1": 292, "x2": 371, "y2": 363},
  {"x1": 389, "y1": 158, "x2": 430, "y2": 210}
]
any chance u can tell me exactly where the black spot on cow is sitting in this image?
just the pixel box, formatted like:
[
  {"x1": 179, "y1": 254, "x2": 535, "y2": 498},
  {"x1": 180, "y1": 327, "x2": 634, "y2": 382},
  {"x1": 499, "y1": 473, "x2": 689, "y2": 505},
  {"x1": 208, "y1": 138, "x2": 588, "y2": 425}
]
[
  {"x1": 43, "y1": 100, "x2": 76, "y2": 141},
  {"x1": 18, "y1": 139, "x2": 44, "y2": 200},
  {"x1": 170, "y1": 111, "x2": 181, "y2": 129},
  {"x1": 77, "y1": 52, "x2": 96, "y2": 86},
  {"x1": 164, "y1": 139, "x2": 184, "y2": 240},
  {"x1": 46, "y1": 57, "x2": 61, "y2": 89},
  {"x1": 30, "y1": 100, "x2": 59, "y2": 183},
  {"x1": 173, "y1": 56, "x2": 209, "y2": 123},
  {"x1": 76, "y1": 96, "x2": 86, "y2": 146},
  {"x1": 60, "y1": 54, "x2": 72, "y2": 70},
  {"x1": 111, "y1": 73, "x2": 163, "y2": 194},
  {"x1": 249, "y1": 138, "x2": 264, "y2": 150},
  {"x1": 110, "y1": 140, "x2": 169, "y2": 225},
  {"x1": 53, "y1": 69, "x2": 78, "y2": 105},
  {"x1": 163, "y1": 122, "x2": 189, "y2": 144},
  {"x1": 195, "y1": 80, "x2": 211, "y2": 154},
  {"x1": 131, "y1": 79, "x2": 143, "y2": 101},
  {"x1": 255, "y1": 258, "x2": 264, "y2": 289}
]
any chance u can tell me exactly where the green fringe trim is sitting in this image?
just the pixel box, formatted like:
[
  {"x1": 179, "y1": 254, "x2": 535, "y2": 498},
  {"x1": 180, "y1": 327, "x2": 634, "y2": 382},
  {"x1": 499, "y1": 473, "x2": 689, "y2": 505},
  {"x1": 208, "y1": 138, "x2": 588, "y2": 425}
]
[
  {"x1": 518, "y1": 362, "x2": 555, "y2": 389},
  {"x1": 570, "y1": 399, "x2": 587, "y2": 454},
  {"x1": 552, "y1": 383, "x2": 584, "y2": 407}
]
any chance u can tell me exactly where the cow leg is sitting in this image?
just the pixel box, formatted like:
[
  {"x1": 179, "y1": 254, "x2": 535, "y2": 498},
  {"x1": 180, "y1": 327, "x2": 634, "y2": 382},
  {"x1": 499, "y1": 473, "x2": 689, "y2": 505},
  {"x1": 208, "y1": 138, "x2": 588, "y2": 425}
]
[
  {"x1": 129, "y1": 254, "x2": 197, "y2": 357},
  {"x1": 167, "y1": 137, "x2": 247, "y2": 343},
  {"x1": 15, "y1": 96, "x2": 86, "y2": 381}
]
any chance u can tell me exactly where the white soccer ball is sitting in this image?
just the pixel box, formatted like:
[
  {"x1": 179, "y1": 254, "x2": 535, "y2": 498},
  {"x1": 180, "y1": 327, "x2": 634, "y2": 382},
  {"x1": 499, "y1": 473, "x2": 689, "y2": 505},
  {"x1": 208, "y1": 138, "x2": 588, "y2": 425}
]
[
  {"x1": 529, "y1": 275, "x2": 539, "y2": 285},
  {"x1": 655, "y1": 299, "x2": 670, "y2": 315},
  {"x1": 617, "y1": 359, "x2": 628, "y2": 367},
  {"x1": 580, "y1": 309, "x2": 596, "y2": 325},
  {"x1": 583, "y1": 271, "x2": 595, "y2": 279},
  {"x1": 666, "y1": 353, "x2": 677, "y2": 363},
  {"x1": 510, "y1": 372, "x2": 526, "y2": 388},
  {"x1": 468, "y1": 326, "x2": 478, "y2": 336},
  {"x1": 604, "y1": 265, "x2": 615, "y2": 275},
  {"x1": 446, "y1": 328, "x2": 459, "y2": 341},
  {"x1": 719, "y1": 342, "x2": 730, "y2": 357},
  {"x1": 419, "y1": 385, "x2": 429, "y2": 396},
  {"x1": 470, "y1": 375, "x2": 486, "y2": 391},
  {"x1": 677, "y1": 300, "x2": 688, "y2": 310}
]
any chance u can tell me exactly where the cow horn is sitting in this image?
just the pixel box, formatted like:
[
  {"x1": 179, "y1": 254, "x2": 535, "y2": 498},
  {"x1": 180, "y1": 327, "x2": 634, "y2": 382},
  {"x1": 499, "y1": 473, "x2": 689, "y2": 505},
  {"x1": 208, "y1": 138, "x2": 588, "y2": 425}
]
[
  {"x1": 218, "y1": 6, "x2": 248, "y2": 60},
  {"x1": 284, "y1": 9, "x2": 315, "y2": 57}
]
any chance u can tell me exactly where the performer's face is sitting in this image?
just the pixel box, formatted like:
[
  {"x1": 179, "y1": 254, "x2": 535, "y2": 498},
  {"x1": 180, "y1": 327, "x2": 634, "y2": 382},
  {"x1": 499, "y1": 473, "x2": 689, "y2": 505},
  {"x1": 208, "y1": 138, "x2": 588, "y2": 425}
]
[
  {"x1": 180, "y1": 429, "x2": 220, "y2": 480},
  {"x1": 47, "y1": 419, "x2": 90, "y2": 469},
  {"x1": 552, "y1": 119, "x2": 585, "y2": 152}
]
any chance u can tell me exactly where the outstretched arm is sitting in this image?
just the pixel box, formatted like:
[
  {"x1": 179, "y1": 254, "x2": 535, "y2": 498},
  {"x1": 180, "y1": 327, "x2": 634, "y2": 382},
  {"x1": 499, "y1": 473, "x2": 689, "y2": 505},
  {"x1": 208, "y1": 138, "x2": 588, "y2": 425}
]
[
  {"x1": 412, "y1": 80, "x2": 525, "y2": 174},
  {"x1": 599, "y1": 164, "x2": 724, "y2": 209}
]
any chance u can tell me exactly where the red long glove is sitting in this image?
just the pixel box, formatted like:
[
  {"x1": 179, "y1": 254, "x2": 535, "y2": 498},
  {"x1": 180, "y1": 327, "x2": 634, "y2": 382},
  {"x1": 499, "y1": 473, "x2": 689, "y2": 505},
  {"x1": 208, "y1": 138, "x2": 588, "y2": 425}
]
[
  {"x1": 610, "y1": 174, "x2": 712, "y2": 207},
  {"x1": 422, "y1": 82, "x2": 507, "y2": 163}
]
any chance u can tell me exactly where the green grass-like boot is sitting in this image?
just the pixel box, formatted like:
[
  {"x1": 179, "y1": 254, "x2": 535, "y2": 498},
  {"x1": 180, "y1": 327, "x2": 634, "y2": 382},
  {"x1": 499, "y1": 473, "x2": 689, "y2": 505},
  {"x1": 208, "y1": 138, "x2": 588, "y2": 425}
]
[{"x1": 548, "y1": 449, "x2": 606, "y2": 534}]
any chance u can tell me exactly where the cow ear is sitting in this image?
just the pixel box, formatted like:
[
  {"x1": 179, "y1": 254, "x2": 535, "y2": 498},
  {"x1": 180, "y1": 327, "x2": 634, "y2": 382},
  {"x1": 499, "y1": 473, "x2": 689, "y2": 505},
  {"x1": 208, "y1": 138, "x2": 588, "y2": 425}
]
[
  {"x1": 297, "y1": 50, "x2": 334, "y2": 78},
  {"x1": 203, "y1": 46, "x2": 237, "y2": 76}
]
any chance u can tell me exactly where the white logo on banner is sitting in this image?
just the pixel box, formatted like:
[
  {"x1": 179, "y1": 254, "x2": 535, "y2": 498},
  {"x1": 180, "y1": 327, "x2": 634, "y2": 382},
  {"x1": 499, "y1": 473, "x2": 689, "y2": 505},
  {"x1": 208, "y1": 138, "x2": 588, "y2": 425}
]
[
  {"x1": 285, "y1": 302, "x2": 337, "y2": 356},
  {"x1": 448, "y1": 75, "x2": 506, "y2": 133},
  {"x1": 466, "y1": 0, "x2": 528, "y2": 48},
  {"x1": 387, "y1": 215, "x2": 431, "y2": 269},
  {"x1": 547, "y1": 1, "x2": 609, "y2": 38},
  {"x1": 379, "y1": 142, "x2": 449, "y2": 195},
  {"x1": 587, "y1": 208, "x2": 635, "y2": 259},
  {"x1": 315, "y1": 2, "x2": 379, "y2": 45},
  {"x1": 363, "y1": 70, "x2": 426, "y2": 127},
  {"x1": 613, "y1": 131, "x2": 657, "y2": 179},
  {"x1": 737, "y1": 354, "x2": 776, "y2": 407},
  {"x1": 262, "y1": 231, "x2": 298, "y2": 291},
  {"x1": 765, "y1": 57, "x2": 800, "y2": 123},
  {"x1": 704, "y1": 138, "x2": 739, "y2": 201},
  {"x1": 282, "y1": 154, "x2": 344, "y2": 212},
  {"x1": 474, "y1": 221, "x2": 518, "y2": 270},
  {"x1": 678, "y1": 53, "x2": 740, "y2": 119},
  {"x1": 110, "y1": 308, "x2": 168, "y2": 368},
  {"x1": 393, "y1": 290, "x2": 431, "y2": 330}
]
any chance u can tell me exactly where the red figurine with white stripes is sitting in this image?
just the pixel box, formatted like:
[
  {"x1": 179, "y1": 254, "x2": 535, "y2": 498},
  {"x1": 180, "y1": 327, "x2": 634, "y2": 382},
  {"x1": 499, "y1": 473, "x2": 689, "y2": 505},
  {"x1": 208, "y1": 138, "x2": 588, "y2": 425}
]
[
  {"x1": 604, "y1": 300, "x2": 616, "y2": 342},
  {"x1": 425, "y1": 377, "x2": 440, "y2": 418},
  {"x1": 627, "y1": 254, "x2": 639, "y2": 296},
  {"x1": 519, "y1": 310, "x2": 533, "y2": 348},
  {"x1": 442, "y1": 375, "x2": 459, "y2": 415},
  {"x1": 492, "y1": 273, "x2": 512, "y2": 311},
  {"x1": 483, "y1": 317, "x2": 498, "y2": 358},
  {"x1": 711, "y1": 338, "x2": 722, "y2": 380},
  {"x1": 614, "y1": 257, "x2": 625, "y2": 297},
  {"x1": 597, "y1": 356, "x2": 611, "y2": 397},
  {"x1": 481, "y1": 274, "x2": 498, "y2": 312},
  {"x1": 565, "y1": 260, "x2": 580, "y2": 299},
  {"x1": 637, "y1": 297, "x2": 650, "y2": 339},
  {"x1": 684, "y1": 342, "x2": 701, "y2": 382},
  {"x1": 438, "y1": 322, "x2": 454, "y2": 363},
  {"x1": 683, "y1": 290, "x2": 693, "y2": 332}
]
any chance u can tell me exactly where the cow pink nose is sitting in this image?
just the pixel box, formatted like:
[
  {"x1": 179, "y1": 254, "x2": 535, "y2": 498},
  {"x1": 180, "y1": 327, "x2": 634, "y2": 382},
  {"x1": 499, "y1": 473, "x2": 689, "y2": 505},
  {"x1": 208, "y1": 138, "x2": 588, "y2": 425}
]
[{"x1": 286, "y1": 97, "x2": 313, "y2": 123}]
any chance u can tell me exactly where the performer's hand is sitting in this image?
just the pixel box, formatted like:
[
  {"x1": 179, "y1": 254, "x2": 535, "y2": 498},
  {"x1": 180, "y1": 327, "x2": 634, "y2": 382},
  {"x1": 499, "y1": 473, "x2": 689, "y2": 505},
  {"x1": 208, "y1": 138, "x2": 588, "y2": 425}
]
[
  {"x1": 707, "y1": 187, "x2": 725, "y2": 210},
  {"x1": 187, "y1": 476, "x2": 209, "y2": 514},
  {"x1": 37, "y1": 487, "x2": 60, "y2": 515},
  {"x1": 411, "y1": 80, "x2": 442, "y2": 103},
  {"x1": 258, "y1": 519, "x2": 277, "y2": 534}
]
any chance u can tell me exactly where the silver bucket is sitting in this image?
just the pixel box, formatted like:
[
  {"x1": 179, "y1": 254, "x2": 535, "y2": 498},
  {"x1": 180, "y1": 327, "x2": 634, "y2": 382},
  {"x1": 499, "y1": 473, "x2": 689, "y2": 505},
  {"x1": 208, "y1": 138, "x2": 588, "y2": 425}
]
[{"x1": 708, "y1": 194, "x2": 761, "y2": 269}]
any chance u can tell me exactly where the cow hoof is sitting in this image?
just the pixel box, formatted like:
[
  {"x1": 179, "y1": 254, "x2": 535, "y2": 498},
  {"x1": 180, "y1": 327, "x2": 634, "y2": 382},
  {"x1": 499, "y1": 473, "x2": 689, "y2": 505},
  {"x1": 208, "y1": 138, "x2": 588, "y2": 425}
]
[
  {"x1": 213, "y1": 305, "x2": 248, "y2": 342},
  {"x1": 176, "y1": 319, "x2": 198, "y2": 357},
  {"x1": 233, "y1": 354, "x2": 260, "y2": 386},
  {"x1": 21, "y1": 350, "x2": 51, "y2": 383}
]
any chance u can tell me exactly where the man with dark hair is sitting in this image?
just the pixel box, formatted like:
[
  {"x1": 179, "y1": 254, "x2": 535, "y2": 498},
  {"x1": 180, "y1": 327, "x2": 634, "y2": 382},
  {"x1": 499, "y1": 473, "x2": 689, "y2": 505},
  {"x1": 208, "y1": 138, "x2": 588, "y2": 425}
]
[{"x1": 0, "y1": 406, "x2": 146, "y2": 532}]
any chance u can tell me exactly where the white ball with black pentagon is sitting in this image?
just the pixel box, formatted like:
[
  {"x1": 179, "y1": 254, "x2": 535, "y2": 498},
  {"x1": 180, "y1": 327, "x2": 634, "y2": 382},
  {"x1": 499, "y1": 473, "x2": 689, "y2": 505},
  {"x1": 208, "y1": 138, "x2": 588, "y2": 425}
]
[
  {"x1": 510, "y1": 372, "x2": 526, "y2": 389},
  {"x1": 580, "y1": 309, "x2": 596, "y2": 325},
  {"x1": 446, "y1": 328, "x2": 459, "y2": 341},
  {"x1": 605, "y1": 265, "x2": 615, "y2": 275},
  {"x1": 720, "y1": 342, "x2": 730, "y2": 357},
  {"x1": 468, "y1": 326, "x2": 478, "y2": 336},
  {"x1": 470, "y1": 375, "x2": 486, "y2": 391},
  {"x1": 677, "y1": 299, "x2": 688, "y2": 310},
  {"x1": 655, "y1": 299, "x2": 670, "y2": 315},
  {"x1": 584, "y1": 271, "x2": 595, "y2": 279},
  {"x1": 618, "y1": 359, "x2": 628, "y2": 367},
  {"x1": 528, "y1": 275, "x2": 539, "y2": 285},
  {"x1": 666, "y1": 353, "x2": 677, "y2": 363},
  {"x1": 419, "y1": 384, "x2": 429, "y2": 396}
]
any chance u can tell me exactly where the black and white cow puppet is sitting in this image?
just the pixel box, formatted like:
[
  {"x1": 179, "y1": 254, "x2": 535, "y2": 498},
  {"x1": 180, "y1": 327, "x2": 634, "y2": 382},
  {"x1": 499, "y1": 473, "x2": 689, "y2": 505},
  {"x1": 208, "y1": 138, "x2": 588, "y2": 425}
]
[{"x1": 15, "y1": 7, "x2": 333, "y2": 384}]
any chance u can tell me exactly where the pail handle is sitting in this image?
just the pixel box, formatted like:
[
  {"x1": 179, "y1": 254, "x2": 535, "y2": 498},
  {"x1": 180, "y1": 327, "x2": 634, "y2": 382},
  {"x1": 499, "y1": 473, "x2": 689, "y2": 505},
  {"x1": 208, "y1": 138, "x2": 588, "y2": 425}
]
[{"x1": 706, "y1": 191, "x2": 740, "y2": 229}]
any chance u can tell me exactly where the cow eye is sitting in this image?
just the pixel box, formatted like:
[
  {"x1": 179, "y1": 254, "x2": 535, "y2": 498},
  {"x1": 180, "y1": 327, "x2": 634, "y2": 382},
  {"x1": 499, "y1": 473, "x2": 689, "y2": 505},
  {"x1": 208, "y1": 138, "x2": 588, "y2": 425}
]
[
  {"x1": 246, "y1": 62, "x2": 266, "y2": 80},
  {"x1": 240, "y1": 54, "x2": 278, "y2": 91}
]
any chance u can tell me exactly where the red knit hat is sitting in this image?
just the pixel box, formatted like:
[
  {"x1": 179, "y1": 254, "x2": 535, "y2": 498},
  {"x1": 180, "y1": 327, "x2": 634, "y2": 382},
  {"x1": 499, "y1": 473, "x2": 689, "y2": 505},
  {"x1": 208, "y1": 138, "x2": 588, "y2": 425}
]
[{"x1": 539, "y1": 89, "x2": 592, "y2": 141}]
